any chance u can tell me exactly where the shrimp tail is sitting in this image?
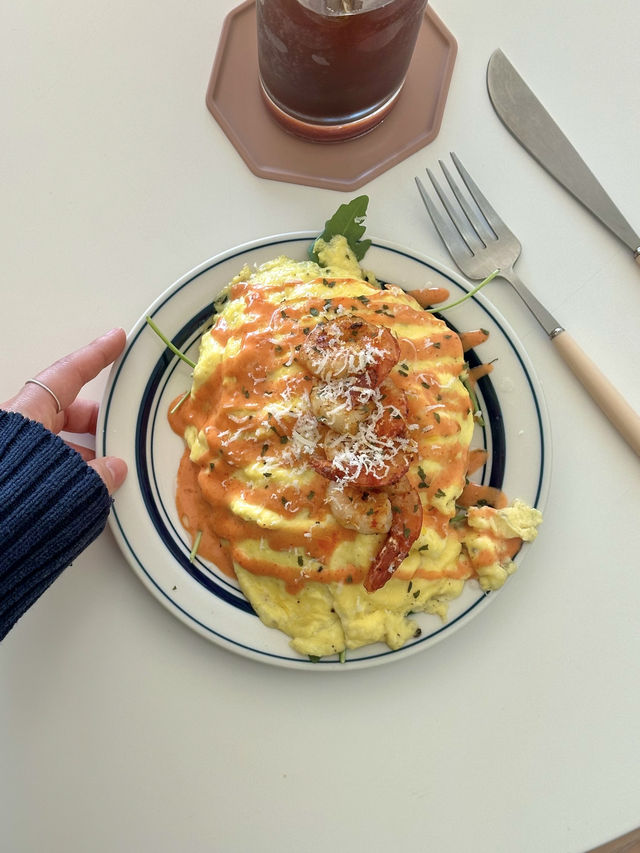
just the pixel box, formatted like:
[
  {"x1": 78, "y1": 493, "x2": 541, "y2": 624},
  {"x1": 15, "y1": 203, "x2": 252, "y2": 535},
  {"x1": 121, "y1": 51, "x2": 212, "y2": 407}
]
[{"x1": 363, "y1": 478, "x2": 423, "y2": 592}]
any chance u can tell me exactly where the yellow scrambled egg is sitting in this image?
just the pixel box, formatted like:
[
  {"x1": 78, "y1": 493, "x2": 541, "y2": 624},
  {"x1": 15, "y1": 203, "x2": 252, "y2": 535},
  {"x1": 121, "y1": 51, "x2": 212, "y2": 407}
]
[{"x1": 169, "y1": 235, "x2": 542, "y2": 659}]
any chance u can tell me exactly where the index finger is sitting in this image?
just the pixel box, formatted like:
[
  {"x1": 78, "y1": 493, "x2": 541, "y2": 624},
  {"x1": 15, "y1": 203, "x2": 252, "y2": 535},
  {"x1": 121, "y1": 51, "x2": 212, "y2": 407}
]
[{"x1": 37, "y1": 328, "x2": 126, "y2": 412}]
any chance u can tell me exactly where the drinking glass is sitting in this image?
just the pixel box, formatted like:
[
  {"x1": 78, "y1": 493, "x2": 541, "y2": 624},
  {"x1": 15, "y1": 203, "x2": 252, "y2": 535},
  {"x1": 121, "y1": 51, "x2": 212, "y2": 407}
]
[{"x1": 256, "y1": 0, "x2": 429, "y2": 141}]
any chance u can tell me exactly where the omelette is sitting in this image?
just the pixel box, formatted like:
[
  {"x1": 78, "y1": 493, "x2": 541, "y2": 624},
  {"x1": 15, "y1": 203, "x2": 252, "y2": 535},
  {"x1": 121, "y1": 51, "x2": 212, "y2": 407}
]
[{"x1": 168, "y1": 235, "x2": 542, "y2": 659}]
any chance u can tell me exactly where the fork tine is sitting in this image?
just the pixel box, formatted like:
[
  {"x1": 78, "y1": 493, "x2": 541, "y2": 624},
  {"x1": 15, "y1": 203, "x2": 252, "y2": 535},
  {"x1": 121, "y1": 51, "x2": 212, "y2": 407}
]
[
  {"x1": 425, "y1": 168, "x2": 482, "y2": 253},
  {"x1": 415, "y1": 176, "x2": 472, "y2": 262},
  {"x1": 439, "y1": 159, "x2": 495, "y2": 245},
  {"x1": 450, "y1": 152, "x2": 514, "y2": 238}
]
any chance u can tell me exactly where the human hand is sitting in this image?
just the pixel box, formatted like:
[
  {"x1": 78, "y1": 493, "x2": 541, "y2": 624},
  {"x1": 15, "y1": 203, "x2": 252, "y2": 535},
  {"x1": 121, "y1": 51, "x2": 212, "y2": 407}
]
[{"x1": 1, "y1": 328, "x2": 128, "y2": 494}]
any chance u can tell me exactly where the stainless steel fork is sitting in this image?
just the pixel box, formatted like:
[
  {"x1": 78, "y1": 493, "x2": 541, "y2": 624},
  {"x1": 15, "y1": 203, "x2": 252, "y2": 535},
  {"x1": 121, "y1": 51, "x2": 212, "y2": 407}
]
[{"x1": 416, "y1": 153, "x2": 640, "y2": 455}]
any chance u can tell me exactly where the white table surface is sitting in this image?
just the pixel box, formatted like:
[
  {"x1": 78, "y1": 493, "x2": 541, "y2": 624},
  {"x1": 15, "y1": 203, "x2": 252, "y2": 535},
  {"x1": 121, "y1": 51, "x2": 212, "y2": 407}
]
[{"x1": 1, "y1": 1, "x2": 639, "y2": 851}]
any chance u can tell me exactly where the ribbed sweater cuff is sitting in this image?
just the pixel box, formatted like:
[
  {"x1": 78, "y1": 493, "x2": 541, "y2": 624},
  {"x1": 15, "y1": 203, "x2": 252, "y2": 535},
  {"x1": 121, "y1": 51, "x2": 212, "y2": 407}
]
[{"x1": 0, "y1": 410, "x2": 111, "y2": 640}]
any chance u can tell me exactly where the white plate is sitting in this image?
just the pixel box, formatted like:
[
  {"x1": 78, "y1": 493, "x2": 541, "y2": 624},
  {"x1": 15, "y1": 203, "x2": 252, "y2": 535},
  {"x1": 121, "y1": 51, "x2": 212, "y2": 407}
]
[{"x1": 98, "y1": 234, "x2": 551, "y2": 670}]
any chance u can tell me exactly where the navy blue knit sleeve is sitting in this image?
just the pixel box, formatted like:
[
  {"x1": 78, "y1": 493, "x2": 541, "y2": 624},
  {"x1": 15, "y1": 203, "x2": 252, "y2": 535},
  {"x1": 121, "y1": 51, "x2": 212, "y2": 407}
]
[{"x1": 0, "y1": 410, "x2": 112, "y2": 640}]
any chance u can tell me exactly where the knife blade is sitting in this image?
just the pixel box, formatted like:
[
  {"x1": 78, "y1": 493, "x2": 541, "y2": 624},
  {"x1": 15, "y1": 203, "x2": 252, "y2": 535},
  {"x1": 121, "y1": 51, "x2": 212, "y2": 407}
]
[{"x1": 487, "y1": 48, "x2": 640, "y2": 263}]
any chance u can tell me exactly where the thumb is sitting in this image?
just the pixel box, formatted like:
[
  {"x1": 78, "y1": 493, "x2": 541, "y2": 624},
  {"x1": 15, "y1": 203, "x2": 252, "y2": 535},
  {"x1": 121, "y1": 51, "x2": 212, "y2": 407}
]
[{"x1": 88, "y1": 456, "x2": 128, "y2": 495}]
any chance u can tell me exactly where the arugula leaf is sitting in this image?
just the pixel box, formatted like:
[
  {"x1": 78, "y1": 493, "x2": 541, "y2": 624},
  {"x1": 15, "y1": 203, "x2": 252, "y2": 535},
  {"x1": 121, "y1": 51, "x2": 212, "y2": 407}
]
[{"x1": 309, "y1": 195, "x2": 372, "y2": 263}]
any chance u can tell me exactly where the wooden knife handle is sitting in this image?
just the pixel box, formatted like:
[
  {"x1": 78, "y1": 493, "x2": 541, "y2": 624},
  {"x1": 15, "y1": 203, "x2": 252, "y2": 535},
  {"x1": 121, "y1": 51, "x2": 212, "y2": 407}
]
[
  {"x1": 635, "y1": 252, "x2": 640, "y2": 266},
  {"x1": 552, "y1": 330, "x2": 640, "y2": 455}
]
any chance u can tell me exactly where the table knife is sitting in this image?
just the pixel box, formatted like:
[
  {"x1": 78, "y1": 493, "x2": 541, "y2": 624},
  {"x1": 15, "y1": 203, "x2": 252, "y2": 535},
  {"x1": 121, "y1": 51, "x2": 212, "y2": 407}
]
[{"x1": 486, "y1": 48, "x2": 640, "y2": 265}]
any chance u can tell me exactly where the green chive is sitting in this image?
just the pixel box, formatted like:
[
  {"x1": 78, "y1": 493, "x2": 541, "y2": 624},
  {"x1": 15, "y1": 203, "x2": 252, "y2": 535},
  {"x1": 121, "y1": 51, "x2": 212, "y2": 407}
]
[
  {"x1": 427, "y1": 269, "x2": 500, "y2": 313},
  {"x1": 145, "y1": 316, "x2": 196, "y2": 368},
  {"x1": 189, "y1": 530, "x2": 202, "y2": 563},
  {"x1": 170, "y1": 391, "x2": 190, "y2": 414}
]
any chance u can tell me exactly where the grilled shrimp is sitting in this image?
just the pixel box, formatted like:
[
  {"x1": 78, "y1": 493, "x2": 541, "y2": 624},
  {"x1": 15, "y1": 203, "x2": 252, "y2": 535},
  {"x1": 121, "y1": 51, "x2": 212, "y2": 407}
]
[
  {"x1": 326, "y1": 482, "x2": 393, "y2": 535},
  {"x1": 363, "y1": 477, "x2": 423, "y2": 593},
  {"x1": 308, "y1": 368, "x2": 407, "y2": 437},
  {"x1": 299, "y1": 316, "x2": 400, "y2": 389},
  {"x1": 311, "y1": 430, "x2": 413, "y2": 487},
  {"x1": 327, "y1": 477, "x2": 423, "y2": 592},
  {"x1": 310, "y1": 383, "x2": 416, "y2": 488},
  {"x1": 309, "y1": 380, "x2": 374, "y2": 435}
]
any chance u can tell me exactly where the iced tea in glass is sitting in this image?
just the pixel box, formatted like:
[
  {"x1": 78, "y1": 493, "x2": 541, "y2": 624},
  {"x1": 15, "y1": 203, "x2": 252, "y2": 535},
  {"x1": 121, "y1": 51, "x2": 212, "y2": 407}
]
[{"x1": 257, "y1": 0, "x2": 428, "y2": 141}]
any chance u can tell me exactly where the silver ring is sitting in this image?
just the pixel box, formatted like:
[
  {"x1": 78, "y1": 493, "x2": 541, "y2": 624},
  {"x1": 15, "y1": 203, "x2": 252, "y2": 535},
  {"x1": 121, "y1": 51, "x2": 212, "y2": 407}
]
[{"x1": 24, "y1": 378, "x2": 62, "y2": 414}]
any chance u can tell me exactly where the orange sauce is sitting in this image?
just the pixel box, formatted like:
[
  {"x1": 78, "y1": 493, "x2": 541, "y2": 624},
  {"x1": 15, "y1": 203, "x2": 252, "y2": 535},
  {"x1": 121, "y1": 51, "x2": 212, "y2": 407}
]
[
  {"x1": 467, "y1": 448, "x2": 489, "y2": 476},
  {"x1": 459, "y1": 328, "x2": 489, "y2": 352},
  {"x1": 468, "y1": 363, "x2": 494, "y2": 385},
  {"x1": 457, "y1": 482, "x2": 509, "y2": 510},
  {"x1": 410, "y1": 286, "x2": 450, "y2": 308},
  {"x1": 169, "y1": 273, "x2": 521, "y2": 591}
]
